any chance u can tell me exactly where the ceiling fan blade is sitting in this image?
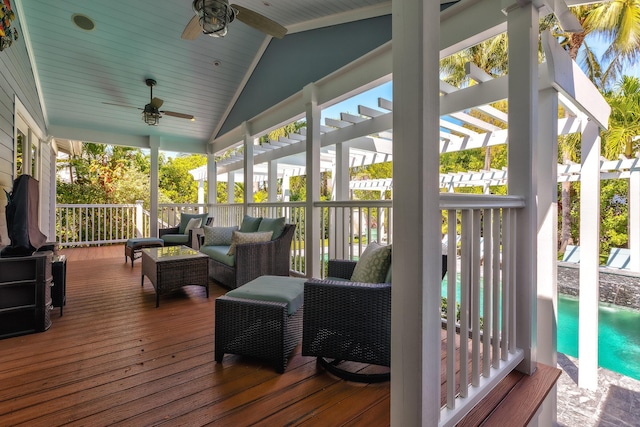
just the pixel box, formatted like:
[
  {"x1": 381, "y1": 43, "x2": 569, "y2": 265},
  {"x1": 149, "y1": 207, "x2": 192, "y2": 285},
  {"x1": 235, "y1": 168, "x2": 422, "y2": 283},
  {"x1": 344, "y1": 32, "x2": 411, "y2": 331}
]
[
  {"x1": 162, "y1": 110, "x2": 195, "y2": 121},
  {"x1": 102, "y1": 102, "x2": 140, "y2": 110},
  {"x1": 231, "y1": 5, "x2": 287, "y2": 39},
  {"x1": 150, "y1": 97, "x2": 164, "y2": 109},
  {"x1": 182, "y1": 14, "x2": 202, "y2": 40}
]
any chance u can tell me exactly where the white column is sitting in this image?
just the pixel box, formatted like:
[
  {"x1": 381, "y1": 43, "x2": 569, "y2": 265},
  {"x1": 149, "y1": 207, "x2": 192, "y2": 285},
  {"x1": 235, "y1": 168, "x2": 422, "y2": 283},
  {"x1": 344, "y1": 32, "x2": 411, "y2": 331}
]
[
  {"x1": 537, "y1": 87, "x2": 559, "y2": 364},
  {"x1": 334, "y1": 142, "x2": 349, "y2": 259},
  {"x1": 149, "y1": 136, "x2": 160, "y2": 237},
  {"x1": 282, "y1": 173, "x2": 290, "y2": 202},
  {"x1": 536, "y1": 87, "x2": 559, "y2": 425},
  {"x1": 506, "y1": 0, "x2": 539, "y2": 375},
  {"x1": 630, "y1": 161, "x2": 640, "y2": 271},
  {"x1": 304, "y1": 83, "x2": 321, "y2": 279},
  {"x1": 197, "y1": 179, "x2": 205, "y2": 207},
  {"x1": 391, "y1": 0, "x2": 441, "y2": 424},
  {"x1": 227, "y1": 171, "x2": 235, "y2": 204},
  {"x1": 135, "y1": 200, "x2": 143, "y2": 238},
  {"x1": 48, "y1": 143, "x2": 57, "y2": 240},
  {"x1": 579, "y1": 120, "x2": 601, "y2": 390},
  {"x1": 268, "y1": 159, "x2": 278, "y2": 202},
  {"x1": 242, "y1": 122, "x2": 254, "y2": 211},
  {"x1": 207, "y1": 148, "x2": 217, "y2": 217}
]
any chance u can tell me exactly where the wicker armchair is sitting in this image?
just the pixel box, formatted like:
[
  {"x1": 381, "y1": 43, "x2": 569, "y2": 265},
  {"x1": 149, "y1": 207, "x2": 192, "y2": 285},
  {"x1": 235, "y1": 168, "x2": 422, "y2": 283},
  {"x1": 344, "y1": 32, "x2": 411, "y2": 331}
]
[
  {"x1": 302, "y1": 254, "x2": 448, "y2": 382},
  {"x1": 203, "y1": 223, "x2": 296, "y2": 289},
  {"x1": 159, "y1": 215, "x2": 212, "y2": 248}
]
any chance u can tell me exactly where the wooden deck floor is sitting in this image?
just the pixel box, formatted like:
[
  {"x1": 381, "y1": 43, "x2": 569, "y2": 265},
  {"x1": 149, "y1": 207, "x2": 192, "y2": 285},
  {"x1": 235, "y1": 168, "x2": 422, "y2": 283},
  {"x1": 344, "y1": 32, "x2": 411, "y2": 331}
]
[
  {"x1": 0, "y1": 245, "x2": 392, "y2": 426},
  {"x1": 0, "y1": 245, "x2": 558, "y2": 426}
]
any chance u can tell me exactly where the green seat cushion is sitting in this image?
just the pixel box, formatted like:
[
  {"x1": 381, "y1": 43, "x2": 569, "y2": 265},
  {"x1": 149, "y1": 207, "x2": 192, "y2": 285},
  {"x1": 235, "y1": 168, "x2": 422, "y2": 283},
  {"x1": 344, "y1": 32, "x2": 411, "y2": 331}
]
[
  {"x1": 226, "y1": 276, "x2": 305, "y2": 315},
  {"x1": 257, "y1": 217, "x2": 286, "y2": 240},
  {"x1": 200, "y1": 245, "x2": 235, "y2": 266},
  {"x1": 350, "y1": 242, "x2": 392, "y2": 283},
  {"x1": 126, "y1": 237, "x2": 164, "y2": 247},
  {"x1": 161, "y1": 234, "x2": 189, "y2": 245},
  {"x1": 179, "y1": 213, "x2": 210, "y2": 234},
  {"x1": 239, "y1": 214, "x2": 262, "y2": 232}
]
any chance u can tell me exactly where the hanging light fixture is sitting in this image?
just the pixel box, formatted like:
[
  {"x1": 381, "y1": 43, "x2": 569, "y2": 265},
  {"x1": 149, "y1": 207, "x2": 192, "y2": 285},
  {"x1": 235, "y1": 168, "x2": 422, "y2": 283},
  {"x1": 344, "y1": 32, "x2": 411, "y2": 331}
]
[
  {"x1": 142, "y1": 104, "x2": 160, "y2": 126},
  {"x1": 192, "y1": 0, "x2": 236, "y2": 37},
  {"x1": 142, "y1": 79, "x2": 161, "y2": 126}
]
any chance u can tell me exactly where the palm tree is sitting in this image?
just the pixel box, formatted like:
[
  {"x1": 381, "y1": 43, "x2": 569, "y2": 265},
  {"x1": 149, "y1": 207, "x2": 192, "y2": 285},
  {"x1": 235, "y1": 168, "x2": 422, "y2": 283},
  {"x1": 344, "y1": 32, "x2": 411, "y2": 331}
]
[
  {"x1": 602, "y1": 76, "x2": 640, "y2": 159},
  {"x1": 549, "y1": 1, "x2": 640, "y2": 253},
  {"x1": 583, "y1": 0, "x2": 640, "y2": 88},
  {"x1": 601, "y1": 75, "x2": 640, "y2": 244},
  {"x1": 440, "y1": 34, "x2": 509, "y2": 171}
]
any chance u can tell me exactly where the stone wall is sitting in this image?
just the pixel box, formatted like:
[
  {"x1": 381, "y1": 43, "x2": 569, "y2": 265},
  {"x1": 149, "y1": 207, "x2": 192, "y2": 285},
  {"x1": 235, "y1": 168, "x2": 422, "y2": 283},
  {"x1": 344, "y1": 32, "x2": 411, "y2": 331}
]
[{"x1": 558, "y1": 262, "x2": 640, "y2": 310}]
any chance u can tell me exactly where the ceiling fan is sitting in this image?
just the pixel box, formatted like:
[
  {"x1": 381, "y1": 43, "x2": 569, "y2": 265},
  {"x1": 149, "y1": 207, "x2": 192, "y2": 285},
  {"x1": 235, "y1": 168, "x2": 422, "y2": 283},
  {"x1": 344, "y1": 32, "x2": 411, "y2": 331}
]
[
  {"x1": 182, "y1": 0, "x2": 287, "y2": 40},
  {"x1": 103, "y1": 79, "x2": 195, "y2": 126}
]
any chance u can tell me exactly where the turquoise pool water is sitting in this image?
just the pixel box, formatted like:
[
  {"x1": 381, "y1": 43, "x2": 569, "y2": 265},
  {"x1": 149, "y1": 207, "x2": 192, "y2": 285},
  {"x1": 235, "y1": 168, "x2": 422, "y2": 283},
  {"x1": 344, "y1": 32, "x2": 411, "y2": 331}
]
[
  {"x1": 557, "y1": 294, "x2": 640, "y2": 381},
  {"x1": 440, "y1": 278, "x2": 640, "y2": 381}
]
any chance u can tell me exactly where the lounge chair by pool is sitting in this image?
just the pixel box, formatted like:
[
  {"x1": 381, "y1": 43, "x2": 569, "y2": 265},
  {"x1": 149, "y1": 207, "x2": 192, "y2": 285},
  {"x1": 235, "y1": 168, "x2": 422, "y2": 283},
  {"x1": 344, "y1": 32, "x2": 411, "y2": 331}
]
[
  {"x1": 562, "y1": 245, "x2": 580, "y2": 263},
  {"x1": 605, "y1": 247, "x2": 630, "y2": 269}
]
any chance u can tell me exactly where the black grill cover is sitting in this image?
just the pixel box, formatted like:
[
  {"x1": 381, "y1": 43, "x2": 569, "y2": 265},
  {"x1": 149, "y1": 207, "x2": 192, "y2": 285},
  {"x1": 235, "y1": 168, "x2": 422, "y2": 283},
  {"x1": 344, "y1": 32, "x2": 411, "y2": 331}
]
[{"x1": 2, "y1": 175, "x2": 47, "y2": 257}]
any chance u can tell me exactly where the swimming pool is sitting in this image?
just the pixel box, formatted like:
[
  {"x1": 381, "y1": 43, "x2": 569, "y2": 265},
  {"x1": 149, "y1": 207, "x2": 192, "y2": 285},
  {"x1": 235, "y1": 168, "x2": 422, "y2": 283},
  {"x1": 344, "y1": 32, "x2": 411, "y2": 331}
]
[
  {"x1": 557, "y1": 294, "x2": 640, "y2": 381},
  {"x1": 440, "y1": 278, "x2": 640, "y2": 381}
]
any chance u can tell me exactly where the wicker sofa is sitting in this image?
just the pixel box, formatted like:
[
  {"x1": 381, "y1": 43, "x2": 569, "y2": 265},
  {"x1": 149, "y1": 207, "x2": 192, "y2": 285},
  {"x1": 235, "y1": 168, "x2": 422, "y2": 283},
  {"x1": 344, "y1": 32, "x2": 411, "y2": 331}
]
[
  {"x1": 199, "y1": 217, "x2": 296, "y2": 289},
  {"x1": 302, "y1": 251, "x2": 448, "y2": 382}
]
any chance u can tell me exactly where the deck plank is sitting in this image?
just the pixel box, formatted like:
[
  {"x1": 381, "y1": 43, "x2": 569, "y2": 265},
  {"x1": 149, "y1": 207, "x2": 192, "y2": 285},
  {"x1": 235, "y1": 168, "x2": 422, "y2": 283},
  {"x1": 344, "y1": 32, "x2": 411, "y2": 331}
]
[{"x1": 0, "y1": 245, "x2": 557, "y2": 426}]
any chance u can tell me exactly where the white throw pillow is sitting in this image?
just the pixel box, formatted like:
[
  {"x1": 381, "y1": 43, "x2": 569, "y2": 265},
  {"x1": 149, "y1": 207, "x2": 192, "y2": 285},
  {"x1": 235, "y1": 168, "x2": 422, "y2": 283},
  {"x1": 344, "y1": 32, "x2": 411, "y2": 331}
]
[{"x1": 183, "y1": 217, "x2": 202, "y2": 234}]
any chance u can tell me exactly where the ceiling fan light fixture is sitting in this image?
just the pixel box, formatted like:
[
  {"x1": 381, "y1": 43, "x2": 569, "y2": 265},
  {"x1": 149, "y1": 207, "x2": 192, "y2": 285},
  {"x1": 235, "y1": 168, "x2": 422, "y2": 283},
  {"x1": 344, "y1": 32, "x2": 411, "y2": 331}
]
[
  {"x1": 142, "y1": 105, "x2": 160, "y2": 126},
  {"x1": 193, "y1": 0, "x2": 236, "y2": 38}
]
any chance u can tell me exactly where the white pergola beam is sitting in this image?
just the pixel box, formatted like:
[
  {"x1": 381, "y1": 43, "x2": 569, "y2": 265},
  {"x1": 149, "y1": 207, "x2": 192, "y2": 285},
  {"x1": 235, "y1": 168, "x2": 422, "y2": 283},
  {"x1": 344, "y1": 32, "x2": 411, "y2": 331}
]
[
  {"x1": 542, "y1": 31, "x2": 610, "y2": 129},
  {"x1": 450, "y1": 112, "x2": 502, "y2": 132},
  {"x1": 465, "y1": 62, "x2": 493, "y2": 83},
  {"x1": 440, "y1": 0, "x2": 507, "y2": 58},
  {"x1": 475, "y1": 104, "x2": 508, "y2": 124}
]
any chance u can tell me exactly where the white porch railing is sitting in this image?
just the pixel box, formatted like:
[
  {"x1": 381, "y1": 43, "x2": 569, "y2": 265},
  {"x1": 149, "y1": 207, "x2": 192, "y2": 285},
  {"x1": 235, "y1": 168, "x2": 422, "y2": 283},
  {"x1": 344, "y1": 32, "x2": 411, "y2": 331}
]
[
  {"x1": 56, "y1": 195, "x2": 528, "y2": 422},
  {"x1": 439, "y1": 193, "x2": 525, "y2": 426},
  {"x1": 56, "y1": 202, "x2": 208, "y2": 246},
  {"x1": 316, "y1": 200, "x2": 393, "y2": 268},
  {"x1": 56, "y1": 203, "x2": 144, "y2": 247},
  {"x1": 208, "y1": 203, "x2": 245, "y2": 227}
]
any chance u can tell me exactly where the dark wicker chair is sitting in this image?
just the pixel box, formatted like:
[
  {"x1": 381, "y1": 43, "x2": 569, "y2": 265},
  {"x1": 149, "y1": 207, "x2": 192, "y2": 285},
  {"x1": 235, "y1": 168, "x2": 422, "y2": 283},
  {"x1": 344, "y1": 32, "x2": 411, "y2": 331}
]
[
  {"x1": 159, "y1": 215, "x2": 213, "y2": 248},
  {"x1": 302, "y1": 254, "x2": 448, "y2": 382},
  {"x1": 204, "y1": 223, "x2": 296, "y2": 289}
]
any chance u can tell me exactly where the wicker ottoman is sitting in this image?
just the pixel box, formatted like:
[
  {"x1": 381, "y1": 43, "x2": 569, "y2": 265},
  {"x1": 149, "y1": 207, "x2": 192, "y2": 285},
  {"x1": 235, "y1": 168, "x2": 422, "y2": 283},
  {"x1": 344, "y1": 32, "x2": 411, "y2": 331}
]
[
  {"x1": 124, "y1": 238, "x2": 164, "y2": 267},
  {"x1": 214, "y1": 275, "x2": 305, "y2": 373}
]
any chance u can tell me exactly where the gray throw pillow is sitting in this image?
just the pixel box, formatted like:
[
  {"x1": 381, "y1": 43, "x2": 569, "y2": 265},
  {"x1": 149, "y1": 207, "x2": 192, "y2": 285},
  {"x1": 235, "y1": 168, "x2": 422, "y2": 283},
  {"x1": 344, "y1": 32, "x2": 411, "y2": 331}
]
[{"x1": 203, "y1": 225, "x2": 238, "y2": 246}]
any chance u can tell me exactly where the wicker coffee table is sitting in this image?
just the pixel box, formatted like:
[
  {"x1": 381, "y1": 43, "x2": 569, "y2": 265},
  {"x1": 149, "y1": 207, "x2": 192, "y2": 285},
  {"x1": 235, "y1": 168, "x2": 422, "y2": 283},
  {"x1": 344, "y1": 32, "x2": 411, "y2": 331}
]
[{"x1": 141, "y1": 245, "x2": 209, "y2": 307}]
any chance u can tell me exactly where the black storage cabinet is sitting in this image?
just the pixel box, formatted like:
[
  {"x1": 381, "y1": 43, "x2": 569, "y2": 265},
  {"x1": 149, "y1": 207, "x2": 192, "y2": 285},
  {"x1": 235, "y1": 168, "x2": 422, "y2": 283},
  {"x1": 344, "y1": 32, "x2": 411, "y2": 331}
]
[{"x1": 0, "y1": 251, "x2": 53, "y2": 339}]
